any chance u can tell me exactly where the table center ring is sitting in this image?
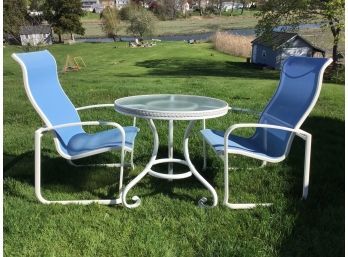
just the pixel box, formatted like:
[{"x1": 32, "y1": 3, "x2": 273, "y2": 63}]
[{"x1": 149, "y1": 158, "x2": 193, "y2": 180}]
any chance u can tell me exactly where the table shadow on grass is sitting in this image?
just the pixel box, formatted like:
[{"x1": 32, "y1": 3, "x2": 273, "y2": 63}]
[
  {"x1": 121, "y1": 58, "x2": 280, "y2": 79},
  {"x1": 130, "y1": 145, "x2": 219, "y2": 204},
  {"x1": 278, "y1": 116, "x2": 344, "y2": 257}
]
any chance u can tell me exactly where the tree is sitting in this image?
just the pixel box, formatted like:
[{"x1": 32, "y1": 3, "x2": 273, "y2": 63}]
[
  {"x1": 159, "y1": 0, "x2": 178, "y2": 20},
  {"x1": 255, "y1": 0, "x2": 344, "y2": 66},
  {"x1": 101, "y1": 7, "x2": 120, "y2": 41},
  {"x1": 3, "y1": 0, "x2": 28, "y2": 43},
  {"x1": 240, "y1": 0, "x2": 251, "y2": 15},
  {"x1": 43, "y1": 0, "x2": 85, "y2": 43},
  {"x1": 28, "y1": 0, "x2": 46, "y2": 26},
  {"x1": 127, "y1": 7, "x2": 157, "y2": 38},
  {"x1": 29, "y1": 0, "x2": 45, "y2": 11}
]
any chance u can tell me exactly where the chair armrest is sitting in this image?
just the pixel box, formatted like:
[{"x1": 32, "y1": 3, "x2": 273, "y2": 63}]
[
  {"x1": 36, "y1": 121, "x2": 126, "y2": 146},
  {"x1": 224, "y1": 123, "x2": 311, "y2": 149},
  {"x1": 75, "y1": 104, "x2": 114, "y2": 111},
  {"x1": 76, "y1": 104, "x2": 137, "y2": 126}
]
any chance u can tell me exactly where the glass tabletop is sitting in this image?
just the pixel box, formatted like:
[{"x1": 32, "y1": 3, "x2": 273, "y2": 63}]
[{"x1": 114, "y1": 94, "x2": 229, "y2": 120}]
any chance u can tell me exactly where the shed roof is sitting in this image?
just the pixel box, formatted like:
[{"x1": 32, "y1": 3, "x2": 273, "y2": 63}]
[
  {"x1": 252, "y1": 32, "x2": 325, "y2": 53},
  {"x1": 20, "y1": 25, "x2": 51, "y2": 35}
]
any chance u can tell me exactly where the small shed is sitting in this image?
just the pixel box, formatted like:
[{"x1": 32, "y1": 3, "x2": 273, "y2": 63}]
[
  {"x1": 20, "y1": 25, "x2": 53, "y2": 46},
  {"x1": 251, "y1": 32, "x2": 325, "y2": 69}
]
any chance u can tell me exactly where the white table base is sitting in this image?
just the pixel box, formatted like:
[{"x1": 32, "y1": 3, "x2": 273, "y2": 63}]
[{"x1": 122, "y1": 119, "x2": 218, "y2": 208}]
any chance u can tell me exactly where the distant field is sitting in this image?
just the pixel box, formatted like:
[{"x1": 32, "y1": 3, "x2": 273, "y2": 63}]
[
  {"x1": 79, "y1": 12, "x2": 344, "y2": 60},
  {"x1": 80, "y1": 11, "x2": 258, "y2": 37}
]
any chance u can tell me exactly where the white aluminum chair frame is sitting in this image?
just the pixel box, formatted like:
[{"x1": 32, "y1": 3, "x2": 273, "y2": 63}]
[
  {"x1": 13, "y1": 52, "x2": 136, "y2": 206},
  {"x1": 202, "y1": 107, "x2": 264, "y2": 171},
  {"x1": 35, "y1": 121, "x2": 127, "y2": 205},
  {"x1": 222, "y1": 123, "x2": 311, "y2": 209},
  {"x1": 205, "y1": 58, "x2": 332, "y2": 209},
  {"x1": 72, "y1": 103, "x2": 136, "y2": 169}
]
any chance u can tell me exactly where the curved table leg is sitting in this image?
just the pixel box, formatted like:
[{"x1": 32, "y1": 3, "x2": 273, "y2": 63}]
[
  {"x1": 122, "y1": 119, "x2": 159, "y2": 208},
  {"x1": 168, "y1": 119, "x2": 174, "y2": 181},
  {"x1": 183, "y1": 120, "x2": 218, "y2": 208}
]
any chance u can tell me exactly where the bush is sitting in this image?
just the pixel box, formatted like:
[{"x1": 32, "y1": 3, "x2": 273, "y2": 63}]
[
  {"x1": 127, "y1": 7, "x2": 157, "y2": 38},
  {"x1": 100, "y1": 6, "x2": 120, "y2": 41},
  {"x1": 211, "y1": 32, "x2": 254, "y2": 58},
  {"x1": 119, "y1": 4, "x2": 138, "y2": 20},
  {"x1": 149, "y1": 0, "x2": 178, "y2": 21},
  {"x1": 205, "y1": 6, "x2": 219, "y2": 15},
  {"x1": 325, "y1": 63, "x2": 345, "y2": 84}
]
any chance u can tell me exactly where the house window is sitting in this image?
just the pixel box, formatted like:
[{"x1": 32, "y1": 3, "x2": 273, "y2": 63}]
[{"x1": 262, "y1": 50, "x2": 267, "y2": 57}]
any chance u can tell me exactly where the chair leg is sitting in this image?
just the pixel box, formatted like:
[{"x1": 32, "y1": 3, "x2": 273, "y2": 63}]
[
  {"x1": 130, "y1": 150, "x2": 135, "y2": 170},
  {"x1": 130, "y1": 117, "x2": 137, "y2": 170},
  {"x1": 223, "y1": 152, "x2": 272, "y2": 209},
  {"x1": 118, "y1": 149, "x2": 125, "y2": 195},
  {"x1": 302, "y1": 134, "x2": 312, "y2": 200},
  {"x1": 35, "y1": 130, "x2": 122, "y2": 205},
  {"x1": 202, "y1": 119, "x2": 207, "y2": 171}
]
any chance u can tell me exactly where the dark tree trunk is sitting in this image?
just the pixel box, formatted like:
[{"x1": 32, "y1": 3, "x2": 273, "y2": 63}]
[
  {"x1": 332, "y1": 43, "x2": 338, "y2": 63},
  {"x1": 329, "y1": 17, "x2": 341, "y2": 70},
  {"x1": 219, "y1": 0, "x2": 223, "y2": 16},
  {"x1": 58, "y1": 33, "x2": 62, "y2": 43}
]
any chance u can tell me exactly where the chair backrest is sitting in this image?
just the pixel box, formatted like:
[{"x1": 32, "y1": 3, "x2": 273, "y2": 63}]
[
  {"x1": 12, "y1": 50, "x2": 84, "y2": 156},
  {"x1": 256, "y1": 56, "x2": 332, "y2": 158}
]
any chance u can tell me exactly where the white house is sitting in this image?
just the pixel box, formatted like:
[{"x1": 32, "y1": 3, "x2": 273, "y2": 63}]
[
  {"x1": 81, "y1": 0, "x2": 99, "y2": 11},
  {"x1": 182, "y1": 1, "x2": 190, "y2": 13},
  {"x1": 20, "y1": 25, "x2": 53, "y2": 46},
  {"x1": 82, "y1": 0, "x2": 129, "y2": 11},
  {"x1": 221, "y1": 2, "x2": 243, "y2": 11},
  {"x1": 115, "y1": 0, "x2": 129, "y2": 9},
  {"x1": 251, "y1": 32, "x2": 325, "y2": 69}
]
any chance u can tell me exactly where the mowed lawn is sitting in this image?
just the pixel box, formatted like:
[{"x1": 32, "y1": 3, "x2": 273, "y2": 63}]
[{"x1": 3, "y1": 42, "x2": 344, "y2": 257}]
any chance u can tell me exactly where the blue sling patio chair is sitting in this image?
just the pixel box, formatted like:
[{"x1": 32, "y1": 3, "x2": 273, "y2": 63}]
[
  {"x1": 12, "y1": 50, "x2": 139, "y2": 205},
  {"x1": 201, "y1": 56, "x2": 332, "y2": 209}
]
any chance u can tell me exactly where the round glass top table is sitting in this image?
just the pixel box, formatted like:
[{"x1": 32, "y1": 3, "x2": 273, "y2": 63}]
[
  {"x1": 115, "y1": 94, "x2": 229, "y2": 120},
  {"x1": 114, "y1": 94, "x2": 229, "y2": 208}
]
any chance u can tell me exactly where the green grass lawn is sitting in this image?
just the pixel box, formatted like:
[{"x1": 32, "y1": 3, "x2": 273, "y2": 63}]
[{"x1": 3, "y1": 42, "x2": 344, "y2": 257}]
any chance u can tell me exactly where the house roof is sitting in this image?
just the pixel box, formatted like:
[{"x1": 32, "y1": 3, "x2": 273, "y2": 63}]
[
  {"x1": 252, "y1": 32, "x2": 325, "y2": 53},
  {"x1": 20, "y1": 25, "x2": 51, "y2": 35}
]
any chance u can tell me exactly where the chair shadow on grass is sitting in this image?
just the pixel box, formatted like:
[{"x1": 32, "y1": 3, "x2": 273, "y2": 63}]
[
  {"x1": 116, "y1": 58, "x2": 280, "y2": 80},
  {"x1": 3, "y1": 150, "x2": 129, "y2": 202},
  {"x1": 278, "y1": 116, "x2": 344, "y2": 257},
  {"x1": 3, "y1": 145, "x2": 215, "y2": 205},
  {"x1": 128, "y1": 115, "x2": 345, "y2": 254}
]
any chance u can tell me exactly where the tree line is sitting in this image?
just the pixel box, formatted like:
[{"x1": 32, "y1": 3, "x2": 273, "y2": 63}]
[
  {"x1": 3, "y1": 0, "x2": 157, "y2": 43},
  {"x1": 4, "y1": 0, "x2": 344, "y2": 66},
  {"x1": 4, "y1": 0, "x2": 85, "y2": 43}
]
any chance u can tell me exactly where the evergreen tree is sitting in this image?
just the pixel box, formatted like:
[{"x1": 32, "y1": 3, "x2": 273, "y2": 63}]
[
  {"x1": 43, "y1": 0, "x2": 85, "y2": 42},
  {"x1": 3, "y1": 0, "x2": 28, "y2": 43}
]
